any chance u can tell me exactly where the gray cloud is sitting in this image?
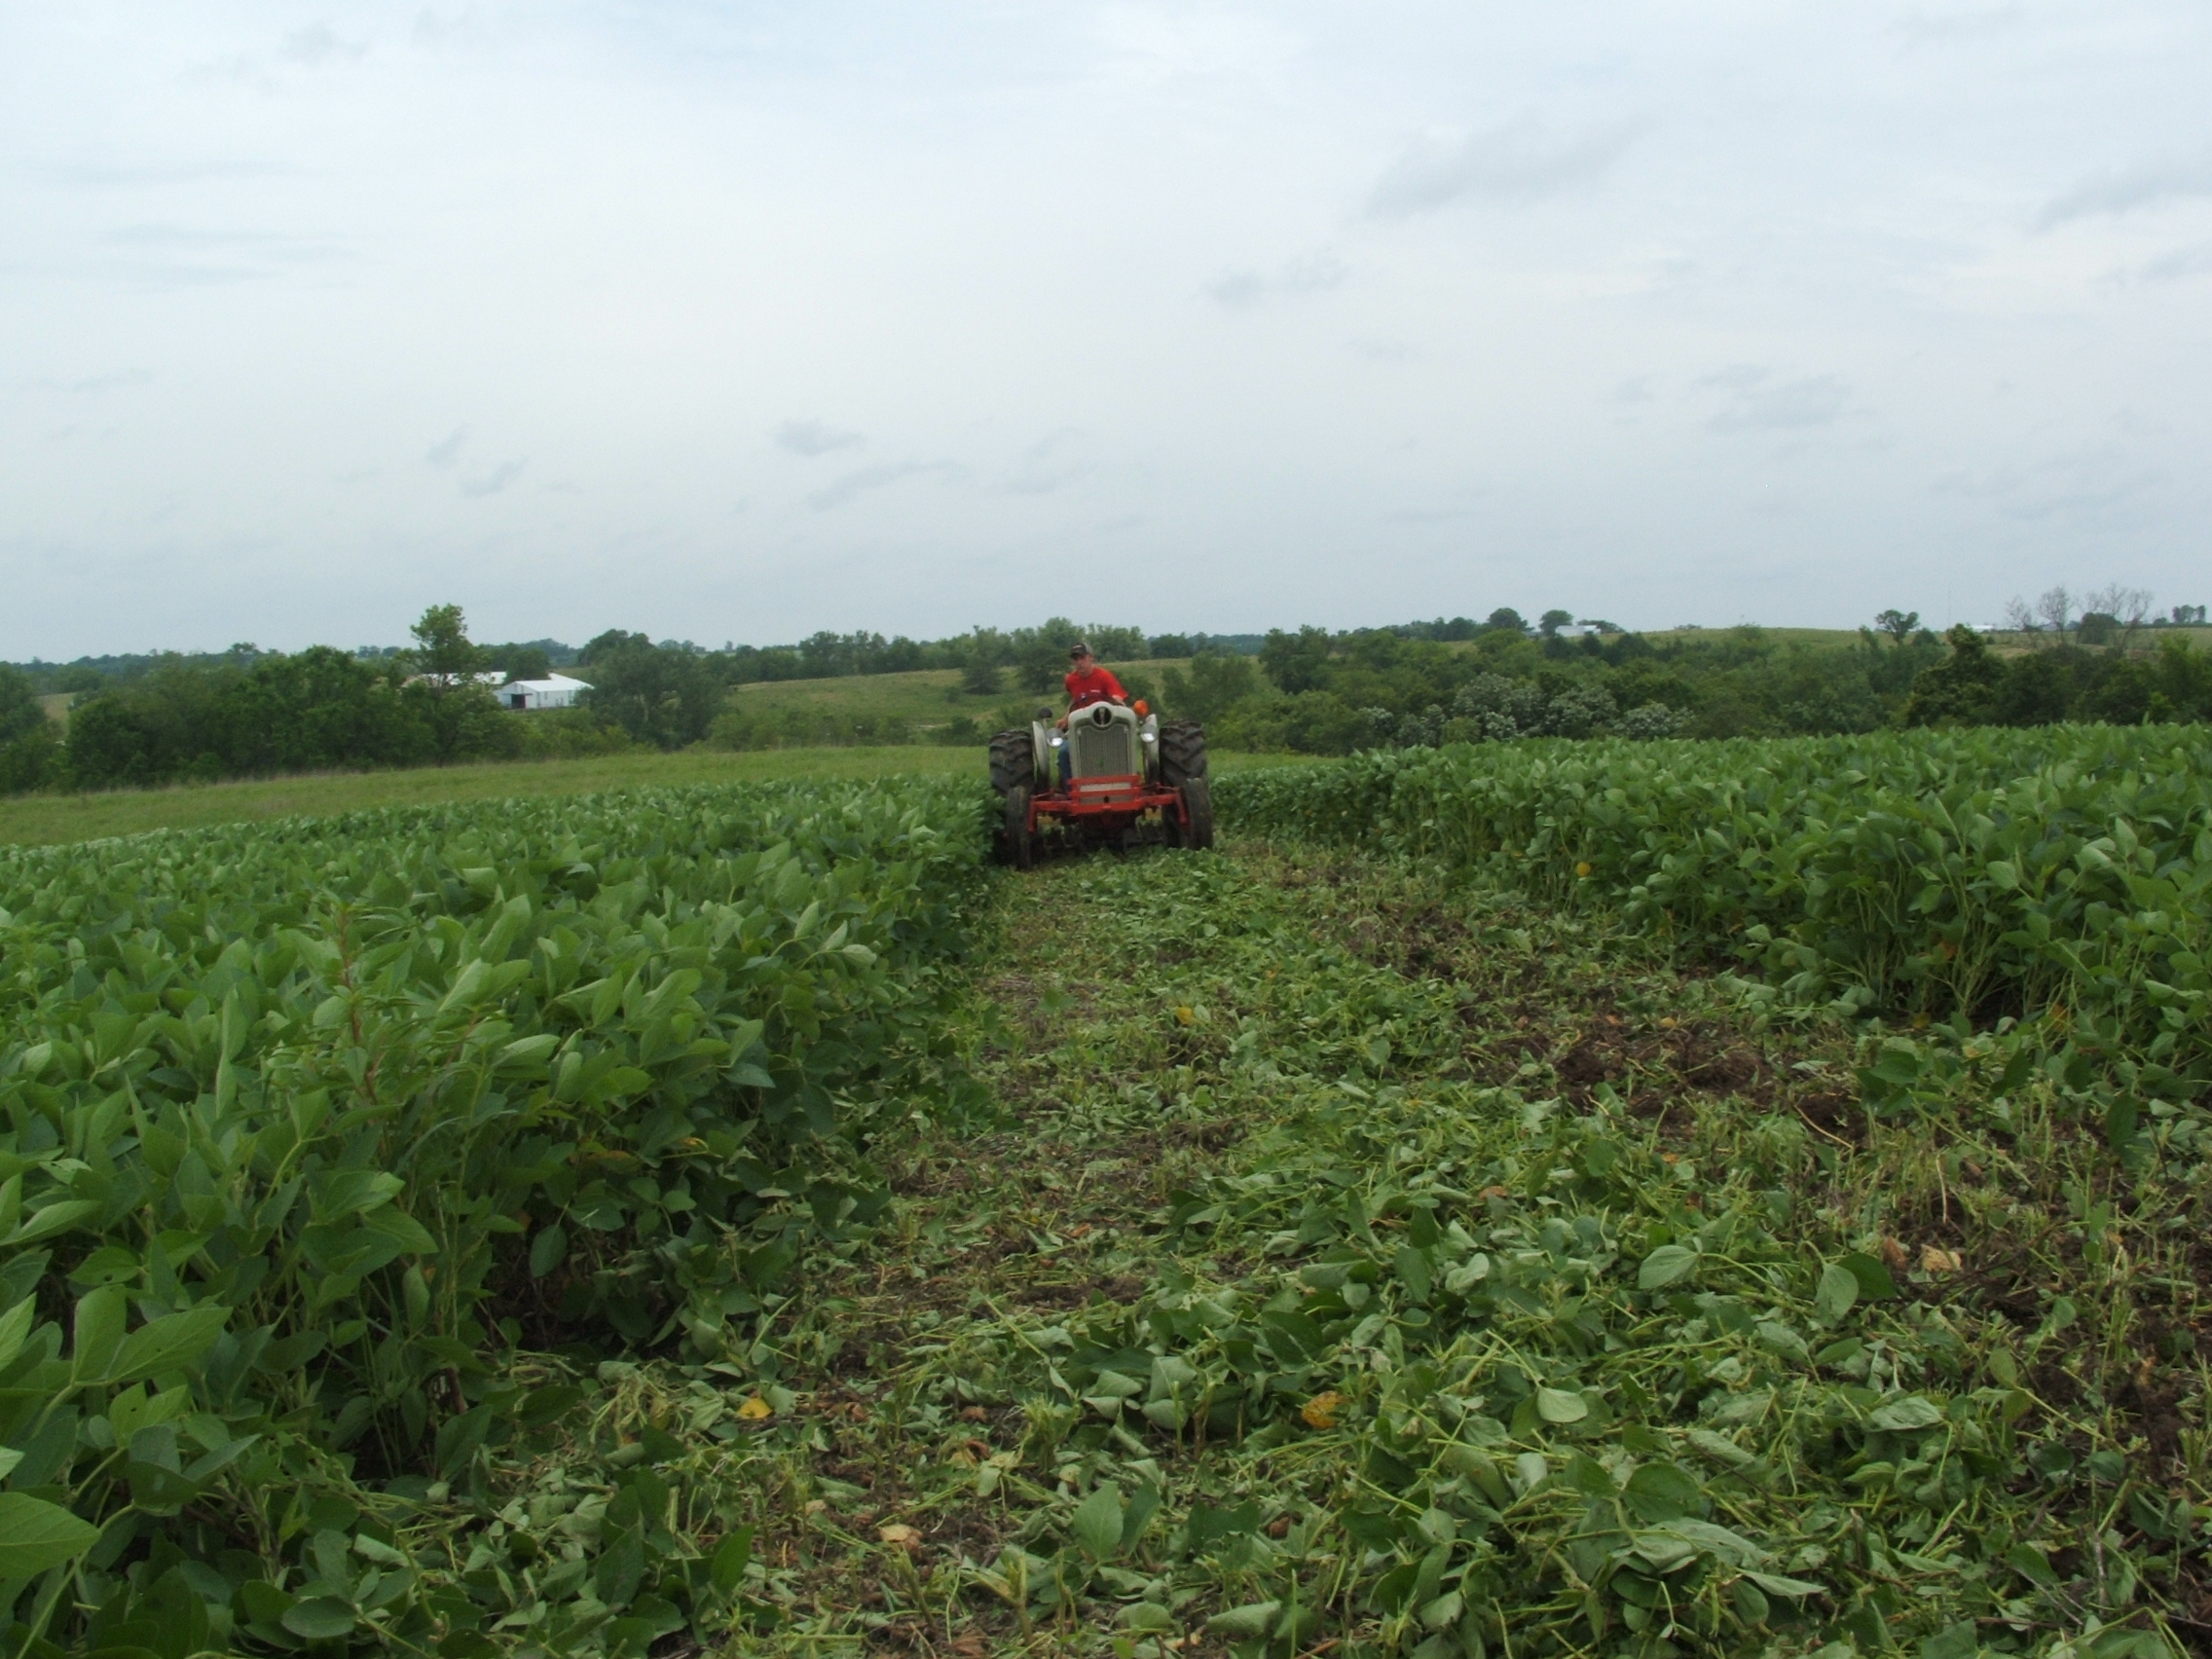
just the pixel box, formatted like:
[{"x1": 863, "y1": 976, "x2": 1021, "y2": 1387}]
[
  {"x1": 1704, "y1": 368, "x2": 1850, "y2": 433},
  {"x1": 776, "y1": 419, "x2": 865, "y2": 457},
  {"x1": 2139, "y1": 240, "x2": 2212, "y2": 281},
  {"x1": 807, "y1": 461, "x2": 956, "y2": 511},
  {"x1": 2037, "y1": 150, "x2": 2212, "y2": 229},
  {"x1": 996, "y1": 430, "x2": 1089, "y2": 497},
  {"x1": 1207, "y1": 250, "x2": 1346, "y2": 310},
  {"x1": 424, "y1": 427, "x2": 466, "y2": 466},
  {"x1": 461, "y1": 459, "x2": 525, "y2": 498},
  {"x1": 280, "y1": 24, "x2": 368, "y2": 67},
  {"x1": 1367, "y1": 115, "x2": 1649, "y2": 220}
]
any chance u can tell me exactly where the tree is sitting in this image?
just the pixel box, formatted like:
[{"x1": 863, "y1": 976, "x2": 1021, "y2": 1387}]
[
  {"x1": 408, "y1": 604, "x2": 484, "y2": 683},
  {"x1": 1537, "y1": 609, "x2": 1576, "y2": 639},
  {"x1": 579, "y1": 638, "x2": 726, "y2": 749},
  {"x1": 1160, "y1": 651, "x2": 1260, "y2": 723},
  {"x1": 1873, "y1": 608, "x2": 1919, "y2": 647},
  {"x1": 2035, "y1": 585, "x2": 2074, "y2": 641},
  {"x1": 1486, "y1": 608, "x2": 1529, "y2": 635},
  {"x1": 0, "y1": 665, "x2": 44, "y2": 747},
  {"x1": 1900, "y1": 625, "x2": 2006, "y2": 726},
  {"x1": 2002, "y1": 596, "x2": 2040, "y2": 637},
  {"x1": 1259, "y1": 626, "x2": 1333, "y2": 694}
]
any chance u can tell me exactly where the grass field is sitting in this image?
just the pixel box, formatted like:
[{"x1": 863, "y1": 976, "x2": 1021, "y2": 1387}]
[
  {"x1": 0, "y1": 747, "x2": 977, "y2": 846},
  {"x1": 727, "y1": 660, "x2": 1195, "y2": 731},
  {"x1": 0, "y1": 742, "x2": 1309, "y2": 847}
]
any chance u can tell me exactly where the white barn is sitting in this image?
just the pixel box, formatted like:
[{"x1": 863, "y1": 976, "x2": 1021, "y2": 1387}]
[{"x1": 499, "y1": 673, "x2": 593, "y2": 711}]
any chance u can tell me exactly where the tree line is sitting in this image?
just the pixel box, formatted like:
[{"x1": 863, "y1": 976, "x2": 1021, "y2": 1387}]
[{"x1": 3, "y1": 599, "x2": 2207, "y2": 795}]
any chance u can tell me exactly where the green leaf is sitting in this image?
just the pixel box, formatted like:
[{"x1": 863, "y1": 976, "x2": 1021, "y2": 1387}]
[
  {"x1": 109, "y1": 1305, "x2": 229, "y2": 1383},
  {"x1": 1839, "y1": 1251, "x2": 1897, "y2": 1300},
  {"x1": 0, "y1": 1493, "x2": 100, "y2": 1578},
  {"x1": 1535, "y1": 1386, "x2": 1589, "y2": 1424},
  {"x1": 280, "y1": 1598, "x2": 358, "y2": 1641},
  {"x1": 1734, "y1": 1574, "x2": 1823, "y2": 1601},
  {"x1": 1206, "y1": 1602, "x2": 1281, "y2": 1638},
  {"x1": 0, "y1": 1296, "x2": 36, "y2": 1371},
  {"x1": 1638, "y1": 1245, "x2": 1697, "y2": 1289},
  {"x1": 72, "y1": 1285, "x2": 127, "y2": 1382},
  {"x1": 710, "y1": 1526, "x2": 755, "y2": 1595},
  {"x1": 1868, "y1": 1395, "x2": 1944, "y2": 1431},
  {"x1": 530, "y1": 1225, "x2": 569, "y2": 1278},
  {"x1": 8, "y1": 1198, "x2": 98, "y2": 1247},
  {"x1": 1071, "y1": 1484, "x2": 1124, "y2": 1562},
  {"x1": 1624, "y1": 1461, "x2": 1702, "y2": 1523},
  {"x1": 1814, "y1": 1262, "x2": 1859, "y2": 1325}
]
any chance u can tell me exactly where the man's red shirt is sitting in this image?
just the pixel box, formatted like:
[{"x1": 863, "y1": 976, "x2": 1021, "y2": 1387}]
[{"x1": 1064, "y1": 666, "x2": 1126, "y2": 711}]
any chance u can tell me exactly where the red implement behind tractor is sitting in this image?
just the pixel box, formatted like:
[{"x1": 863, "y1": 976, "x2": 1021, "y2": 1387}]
[{"x1": 988, "y1": 702, "x2": 1213, "y2": 866}]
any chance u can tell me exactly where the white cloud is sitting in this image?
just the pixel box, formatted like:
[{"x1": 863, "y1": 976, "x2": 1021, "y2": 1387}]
[
  {"x1": 776, "y1": 420, "x2": 865, "y2": 457},
  {"x1": 1367, "y1": 115, "x2": 1650, "y2": 220},
  {"x1": 2037, "y1": 150, "x2": 2212, "y2": 229}
]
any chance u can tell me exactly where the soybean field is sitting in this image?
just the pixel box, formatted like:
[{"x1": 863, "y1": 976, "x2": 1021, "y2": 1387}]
[{"x1": 0, "y1": 728, "x2": 2206, "y2": 1659}]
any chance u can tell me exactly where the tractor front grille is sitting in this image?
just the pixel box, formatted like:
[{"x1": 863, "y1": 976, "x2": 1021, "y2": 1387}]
[{"x1": 1069, "y1": 719, "x2": 1138, "y2": 778}]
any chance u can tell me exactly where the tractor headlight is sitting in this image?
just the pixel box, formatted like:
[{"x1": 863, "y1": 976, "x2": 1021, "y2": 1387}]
[
  {"x1": 1050, "y1": 735, "x2": 1063, "y2": 747},
  {"x1": 1142, "y1": 733, "x2": 1156, "y2": 744}
]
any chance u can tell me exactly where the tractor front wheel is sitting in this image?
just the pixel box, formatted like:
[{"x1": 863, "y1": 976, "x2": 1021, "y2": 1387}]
[
  {"x1": 1002, "y1": 785, "x2": 1036, "y2": 868},
  {"x1": 1176, "y1": 775, "x2": 1214, "y2": 851}
]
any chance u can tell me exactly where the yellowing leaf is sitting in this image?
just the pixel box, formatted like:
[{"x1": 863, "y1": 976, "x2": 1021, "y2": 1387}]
[
  {"x1": 1575, "y1": 862, "x2": 1594, "y2": 877},
  {"x1": 1174, "y1": 1006, "x2": 1196, "y2": 1025},
  {"x1": 737, "y1": 1394, "x2": 773, "y2": 1419},
  {"x1": 1920, "y1": 1245, "x2": 1963, "y2": 1273},
  {"x1": 877, "y1": 1523, "x2": 922, "y2": 1548},
  {"x1": 1301, "y1": 1390, "x2": 1345, "y2": 1429}
]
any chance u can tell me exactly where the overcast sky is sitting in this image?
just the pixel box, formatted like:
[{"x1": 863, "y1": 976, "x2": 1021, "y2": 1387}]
[{"x1": 5, "y1": 2, "x2": 2209, "y2": 657}]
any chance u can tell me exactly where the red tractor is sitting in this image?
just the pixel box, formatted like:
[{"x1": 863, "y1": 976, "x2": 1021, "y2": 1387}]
[{"x1": 989, "y1": 703, "x2": 1213, "y2": 866}]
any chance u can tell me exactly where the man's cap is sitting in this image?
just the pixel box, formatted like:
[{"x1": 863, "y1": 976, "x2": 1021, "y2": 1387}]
[{"x1": 1069, "y1": 641, "x2": 1092, "y2": 658}]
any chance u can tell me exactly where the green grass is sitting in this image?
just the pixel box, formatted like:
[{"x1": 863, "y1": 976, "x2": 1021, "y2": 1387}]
[
  {"x1": 728, "y1": 660, "x2": 1196, "y2": 732},
  {"x1": 0, "y1": 746, "x2": 977, "y2": 847},
  {"x1": 0, "y1": 742, "x2": 1306, "y2": 848}
]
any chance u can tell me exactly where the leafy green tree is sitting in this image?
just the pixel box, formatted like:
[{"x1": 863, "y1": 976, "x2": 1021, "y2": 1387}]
[
  {"x1": 1900, "y1": 626, "x2": 2006, "y2": 726},
  {"x1": 408, "y1": 604, "x2": 485, "y2": 682},
  {"x1": 1538, "y1": 608, "x2": 1575, "y2": 638},
  {"x1": 1874, "y1": 608, "x2": 1920, "y2": 647},
  {"x1": 0, "y1": 665, "x2": 44, "y2": 747},
  {"x1": 577, "y1": 637, "x2": 726, "y2": 749},
  {"x1": 1486, "y1": 608, "x2": 1530, "y2": 635},
  {"x1": 1159, "y1": 651, "x2": 1259, "y2": 723},
  {"x1": 1260, "y1": 626, "x2": 1333, "y2": 694}
]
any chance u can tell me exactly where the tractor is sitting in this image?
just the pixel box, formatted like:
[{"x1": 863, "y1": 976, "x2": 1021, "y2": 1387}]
[{"x1": 989, "y1": 701, "x2": 1212, "y2": 866}]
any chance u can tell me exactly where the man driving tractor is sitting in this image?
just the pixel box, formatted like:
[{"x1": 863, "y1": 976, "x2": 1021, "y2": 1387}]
[{"x1": 1056, "y1": 642, "x2": 1129, "y2": 785}]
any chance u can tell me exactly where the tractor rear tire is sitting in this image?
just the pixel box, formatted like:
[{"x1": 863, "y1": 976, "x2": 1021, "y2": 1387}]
[
  {"x1": 989, "y1": 728, "x2": 1034, "y2": 793},
  {"x1": 1002, "y1": 784, "x2": 1036, "y2": 869},
  {"x1": 1160, "y1": 720, "x2": 1209, "y2": 787},
  {"x1": 1176, "y1": 775, "x2": 1214, "y2": 851}
]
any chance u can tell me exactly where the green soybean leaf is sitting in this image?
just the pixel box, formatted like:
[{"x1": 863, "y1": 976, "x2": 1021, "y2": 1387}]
[
  {"x1": 1745, "y1": 1569, "x2": 1825, "y2": 1599},
  {"x1": 1535, "y1": 1386, "x2": 1589, "y2": 1424},
  {"x1": 710, "y1": 1526, "x2": 755, "y2": 1595},
  {"x1": 1814, "y1": 1262, "x2": 1860, "y2": 1325},
  {"x1": 0, "y1": 1493, "x2": 100, "y2": 1578},
  {"x1": 281, "y1": 1599, "x2": 357, "y2": 1641},
  {"x1": 1206, "y1": 1603, "x2": 1281, "y2": 1638},
  {"x1": 1868, "y1": 1395, "x2": 1944, "y2": 1430},
  {"x1": 530, "y1": 1225, "x2": 569, "y2": 1278},
  {"x1": 8, "y1": 1199, "x2": 98, "y2": 1247},
  {"x1": 71, "y1": 1285, "x2": 127, "y2": 1382},
  {"x1": 1638, "y1": 1245, "x2": 1697, "y2": 1290},
  {"x1": 109, "y1": 1305, "x2": 229, "y2": 1383},
  {"x1": 1840, "y1": 1251, "x2": 1897, "y2": 1300},
  {"x1": 1071, "y1": 1484, "x2": 1124, "y2": 1562}
]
